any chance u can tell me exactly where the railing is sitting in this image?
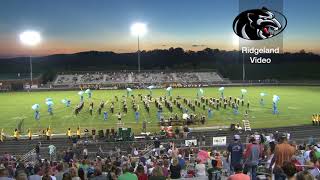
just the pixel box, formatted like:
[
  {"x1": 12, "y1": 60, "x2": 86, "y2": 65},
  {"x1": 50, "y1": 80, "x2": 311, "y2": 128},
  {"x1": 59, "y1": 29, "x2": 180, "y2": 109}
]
[{"x1": 21, "y1": 148, "x2": 37, "y2": 163}]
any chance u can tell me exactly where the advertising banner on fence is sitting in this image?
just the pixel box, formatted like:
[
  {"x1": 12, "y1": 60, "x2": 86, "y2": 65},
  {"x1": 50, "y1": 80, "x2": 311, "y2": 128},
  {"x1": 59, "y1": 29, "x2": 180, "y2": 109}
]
[
  {"x1": 185, "y1": 139, "x2": 197, "y2": 146},
  {"x1": 212, "y1": 136, "x2": 227, "y2": 146}
]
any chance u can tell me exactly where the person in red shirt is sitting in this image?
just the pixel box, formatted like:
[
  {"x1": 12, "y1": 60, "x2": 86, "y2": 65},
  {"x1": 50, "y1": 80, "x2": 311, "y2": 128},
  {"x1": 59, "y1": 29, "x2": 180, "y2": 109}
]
[
  {"x1": 136, "y1": 164, "x2": 148, "y2": 180},
  {"x1": 227, "y1": 164, "x2": 250, "y2": 180}
]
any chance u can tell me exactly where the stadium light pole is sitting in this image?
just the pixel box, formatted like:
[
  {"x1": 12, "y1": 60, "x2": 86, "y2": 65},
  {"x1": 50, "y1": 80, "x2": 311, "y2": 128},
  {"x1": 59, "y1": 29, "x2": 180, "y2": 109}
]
[
  {"x1": 131, "y1": 23, "x2": 147, "y2": 73},
  {"x1": 242, "y1": 53, "x2": 245, "y2": 82},
  {"x1": 19, "y1": 30, "x2": 41, "y2": 87}
]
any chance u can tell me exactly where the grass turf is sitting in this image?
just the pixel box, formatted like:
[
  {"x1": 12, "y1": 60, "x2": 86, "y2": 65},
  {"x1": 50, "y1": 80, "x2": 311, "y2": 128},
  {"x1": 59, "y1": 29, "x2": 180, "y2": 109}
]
[{"x1": 0, "y1": 86, "x2": 319, "y2": 134}]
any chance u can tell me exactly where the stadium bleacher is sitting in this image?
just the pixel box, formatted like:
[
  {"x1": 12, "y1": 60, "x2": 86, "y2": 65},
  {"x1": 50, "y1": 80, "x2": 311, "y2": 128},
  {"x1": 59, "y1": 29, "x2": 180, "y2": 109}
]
[{"x1": 53, "y1": 71, "x2": 224, "y2": 86}]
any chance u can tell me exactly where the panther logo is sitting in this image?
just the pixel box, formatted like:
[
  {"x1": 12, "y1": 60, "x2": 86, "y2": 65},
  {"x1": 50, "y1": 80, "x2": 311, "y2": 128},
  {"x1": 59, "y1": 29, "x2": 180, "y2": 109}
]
[{"x1": 233, "y1": 7, "x2": 287, "y2": 40}]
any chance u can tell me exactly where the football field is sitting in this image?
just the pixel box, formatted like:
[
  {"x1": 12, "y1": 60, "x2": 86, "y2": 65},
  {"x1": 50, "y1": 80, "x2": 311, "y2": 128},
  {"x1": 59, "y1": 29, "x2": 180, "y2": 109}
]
[{"x1": 0, "y1": 86, "x2": 319, "y2": 134}]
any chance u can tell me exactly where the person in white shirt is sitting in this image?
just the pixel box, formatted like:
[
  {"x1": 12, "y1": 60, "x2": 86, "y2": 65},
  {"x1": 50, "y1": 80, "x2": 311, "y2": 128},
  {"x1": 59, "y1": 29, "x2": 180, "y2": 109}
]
[{"x1": 195, "y1": 159, "x2": 206, "y2": 177}]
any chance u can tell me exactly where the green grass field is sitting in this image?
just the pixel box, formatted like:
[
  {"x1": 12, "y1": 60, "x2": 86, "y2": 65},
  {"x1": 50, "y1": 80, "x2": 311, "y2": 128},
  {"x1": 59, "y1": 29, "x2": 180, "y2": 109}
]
[{"x1": 0, "y1": 86, "x2": 319, "y2": 134}]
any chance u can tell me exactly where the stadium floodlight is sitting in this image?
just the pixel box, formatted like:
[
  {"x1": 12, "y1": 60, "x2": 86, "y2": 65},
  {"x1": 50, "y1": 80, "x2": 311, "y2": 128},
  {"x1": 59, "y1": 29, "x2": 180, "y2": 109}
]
[
  {"x1": 131, "y1": 22, "x2": 147, "y2": 73},
  {"x1": 131, "y1": 23, "x2": 147, "y2": 37},
  {"x1": 20, "y1": 30, "x2": 41, "y2": 46},
  {"x1": 19, "y1": 30, "x2": 41, "y2": 87}
]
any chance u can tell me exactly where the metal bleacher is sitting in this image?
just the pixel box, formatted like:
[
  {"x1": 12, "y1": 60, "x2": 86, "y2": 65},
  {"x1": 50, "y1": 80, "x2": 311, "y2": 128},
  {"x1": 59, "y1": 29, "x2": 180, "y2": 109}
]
[{"x1": 53, "y1": 71, "x2": 225, "y2": 86}]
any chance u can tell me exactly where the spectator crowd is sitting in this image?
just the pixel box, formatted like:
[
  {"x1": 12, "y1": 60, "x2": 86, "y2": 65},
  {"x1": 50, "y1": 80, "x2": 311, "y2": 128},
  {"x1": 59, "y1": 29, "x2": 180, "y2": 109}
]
[{"x1": 1, "y1": 131, "x2": 320, "y2": 180}]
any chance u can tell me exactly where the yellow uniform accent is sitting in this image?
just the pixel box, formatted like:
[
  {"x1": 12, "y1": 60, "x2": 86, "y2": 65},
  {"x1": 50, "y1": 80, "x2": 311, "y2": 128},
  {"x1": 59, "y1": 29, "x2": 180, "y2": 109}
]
[
  {"x1": 28, "y1": 130, "x2": 32, "y2": 138},
  {"x1": 0, "y1": 129, "x2": 3, "y2": 142},
  {"x1": 76, "y1": 129, "x2": 80, "y2": 136},
  {"x1": 67, "y1": 130, "x2": 71, "y2": 137}
]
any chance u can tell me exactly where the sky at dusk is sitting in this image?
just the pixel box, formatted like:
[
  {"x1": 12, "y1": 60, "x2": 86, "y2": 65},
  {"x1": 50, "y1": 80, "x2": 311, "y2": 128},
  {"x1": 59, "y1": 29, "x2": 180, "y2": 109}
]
[{"x1": 0, "y1": 0, "x2": 319, "y2": 57}]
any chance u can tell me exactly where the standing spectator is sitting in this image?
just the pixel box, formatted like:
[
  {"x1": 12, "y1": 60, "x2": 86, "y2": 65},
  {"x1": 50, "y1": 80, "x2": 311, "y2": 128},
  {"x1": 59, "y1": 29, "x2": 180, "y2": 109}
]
[
  {"x1": 227, "y1": 134, "x2": 243, "y2": 174},
  {"x1": 170, "y1": 158, "x2": 181, "y2": 179},
  {"x1": 271, "y1": 133, "x2": 296, "y2": 180},
  {"x1": 178, "y1": 154, "x2": 185, "y2": 169},
  {"x1": 243, "y1": 136, "x2": 260, "y2": 180},
  {"x1": 202, "y1": 135, "x2": 206, "y2": 146},
  {"x1": 35, "y1": 143, "x2": 41, "y2": 160}
]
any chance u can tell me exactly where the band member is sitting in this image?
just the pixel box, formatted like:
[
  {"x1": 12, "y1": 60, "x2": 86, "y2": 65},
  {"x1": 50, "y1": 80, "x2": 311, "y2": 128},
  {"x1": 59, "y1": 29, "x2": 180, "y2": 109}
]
[
  {"x1": 92, "y1": 129, "x2": 96, "y2": 141},
  {"x1": 208, "y1": 108, "x2": 213, "y2": 119},
  {"x1": 103, "y1": 111, "x2": 108, "y2": 121},
  {"x1": 117, "y1": 112, "x2": 122, "y2": 122},
  {"x1": 175, "y1": 113, "x2": 178, "y2": 121},
  {"x1": 46, "y1": 127, "x2": 51, "y2": 140},
  {"x1": 13, "y1": 129, "x2": 19, "y2": 141},
  {"x1": 27, "y1": 128, "x2": 32, "y2": 140},
  {"x1": 76, "y1": 127, "x2": 81, "y2": 139},
  {"x1": 247, "y1": 101, "x2": 250, "y2": 109},
  {"x1": 135, "y1": 111, "x2": 140, "y2": 123},
  {"x1": 0, "y1": 129, "x2": 4, "y2": 142},
  {"x1": 146, "y1": 104, "x2": 150, "y2": 113},
  {"x1": 142, "y1": 120, "x2": 147, "y2": 133},
  {"x1": 100, "y1": 101, "x2": 105, "y2": 109},
  {"x1": 312, "y1": 114, "x2": 316, "y2": 125},
  {"x1": 89, "y1": 106, "x2": 93, "y2": 116},
  {"x1": 67, "y1": 128, "x2": 72, "y2": 139},
  {"x1": 123, "y1": 105, "x2": 128, "y2": 113},
  {"x1": 201, "y1": 116, "x2": 206, "y2": 125},
  {"x1": 224, "y1": 102, "x2": 227, "y2": 109},
  {"x1": 110, "y1": 104, "x2": 114, "y2": 113}
]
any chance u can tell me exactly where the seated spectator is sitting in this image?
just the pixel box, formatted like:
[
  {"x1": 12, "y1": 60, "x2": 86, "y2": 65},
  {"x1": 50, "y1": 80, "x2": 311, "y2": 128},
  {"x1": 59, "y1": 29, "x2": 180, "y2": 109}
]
[
  {"x1": 69, "y1": 167, "x2": 80, "y2": 180},
  {"x1": 28, "y1": 166, "x2": 42, "y2": 180},
  {"x1": 296, "y1": 170, "x2": 314, "y2": 180},
  {"x1": 77, "y1": 168, "x2": 85, "y2": 180},
  {"x1": 135, "y1": 164, "x2": 147, "y2": 180},
  {"x1": 308, "y1": 158, "x2": 320, "y2": 178},
  {"x1": 15, "y1": 172, "x2": 28, "y2": 180},
  {"x1": 118, "y1": 164, "x2": 138, "y2": 180},
  {"x1": 62, "y1": 173, "x2": 72, "y2": 180},
  {"x1": 227, "y1": 164, "x2": 250, "y2": 180},
  {"x1": 195, "y1": 159, "x2": 206, "y2": 177},
  {"x1": 282, "y1": 161, "x2": 297, "y2": 180},
  {"x1": 162, "y1": 159, "x2": 169, "y2": 178},
  {"x1": 207, "y1": 157, "x2": 222, "y2": 180}
]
